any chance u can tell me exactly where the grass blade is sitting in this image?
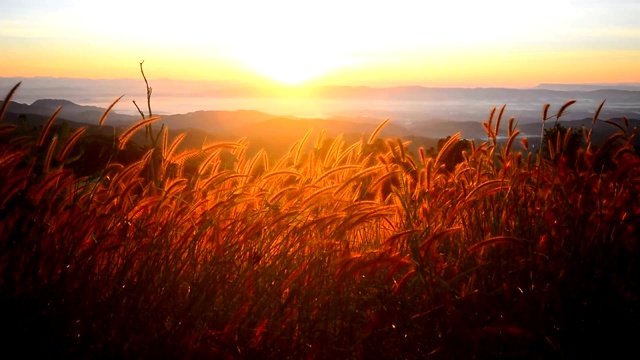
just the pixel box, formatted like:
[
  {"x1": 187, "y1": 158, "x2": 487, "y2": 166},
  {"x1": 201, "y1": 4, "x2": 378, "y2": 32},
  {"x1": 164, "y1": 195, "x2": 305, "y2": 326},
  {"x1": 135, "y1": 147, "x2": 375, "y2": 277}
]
[
  {"x1": 593, "y1": 99, "x2": 606, "y2": 124},
  {"x1": 0, "y1": 82, "x2": 21, "y2": 122},
  {"x1": 468, "y1": 236, "x2": 527, "y2": 253},
  {"x1": 118, "y1": 116, "x2": 162, "y2": 150},
  {"x1": 556, "y1": 100, "x2": 576, "y2": 120},
  {"x1": 37, "y1": 106, "x2": 62, "y2": 147},
  {"x1": 368, "y1": 118, "x2": 390, "y2": 145},
  {"x1": 56, "y1": 126, "x2": 87, "y2": 163},
  {"x1": 99, "y1": 94, "x2": 125, "y2": 126},
  {"x1": 542, "y1": 103, "x2": 550, "y2": 121}
]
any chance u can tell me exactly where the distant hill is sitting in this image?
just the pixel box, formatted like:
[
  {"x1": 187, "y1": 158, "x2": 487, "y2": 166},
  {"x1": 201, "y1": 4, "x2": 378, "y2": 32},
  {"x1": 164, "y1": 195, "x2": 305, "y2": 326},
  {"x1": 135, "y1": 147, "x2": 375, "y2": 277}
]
[
  {"x1": 159, "y1": 110, "x2": 274, "y2": 135},
  {"x1": 518, "y1": 117, "x2": 640, "y2": 148},
  {"x1": 0, "y1": 77, "x2": 234, "y2": 99},
  {"x1": 199, "y1": 85, "x2": 640, "y2": 103},
  {"x1": 201, "y1": 86, "x2": 640, "y2": 124},
  {"x1": 0, "y1": 99, "x2": 136, "y2": 125},
  {"x1": 0, "y1": 98, "x2": 439, "y2": 157},
  {"x1": 535, "y1": 83, "x2": 640, "y2": 91},
  {"x1": 2, "y1": 97, "x2": 638, "y2": 157},
  {"x1": 3, "y1": 77, "x2": 639, "y2": 127}
]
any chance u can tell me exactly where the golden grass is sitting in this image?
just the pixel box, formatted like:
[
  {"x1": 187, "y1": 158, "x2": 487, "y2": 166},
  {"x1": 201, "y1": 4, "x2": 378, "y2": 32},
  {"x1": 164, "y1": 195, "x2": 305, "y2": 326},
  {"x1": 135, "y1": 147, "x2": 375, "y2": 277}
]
[
  {"x1": 36, "y1": 106, "x2": 61, "y2": 147},
  {"x1": 118, "y1": 116, "x2": 162, "y2": 150},
  {"x1": 56, "y1": 126, "x2": 87, "y2": 163},
  {"x1": 99, "y1": 94, "x2": 124, "y2": 127},
  {"x1": 0, "y1": 88, "x2": 639, "y2": 359},
  {"x1": 0, "y1": 82, "x2": 21, "y2": 122}
]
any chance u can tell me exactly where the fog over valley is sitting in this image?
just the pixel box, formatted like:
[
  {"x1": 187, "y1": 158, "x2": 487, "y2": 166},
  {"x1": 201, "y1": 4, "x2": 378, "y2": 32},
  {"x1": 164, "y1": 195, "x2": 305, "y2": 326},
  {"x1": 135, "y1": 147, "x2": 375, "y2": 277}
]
[{"x1": 2, "y1": 77, "x2": 639, "y2": 142}]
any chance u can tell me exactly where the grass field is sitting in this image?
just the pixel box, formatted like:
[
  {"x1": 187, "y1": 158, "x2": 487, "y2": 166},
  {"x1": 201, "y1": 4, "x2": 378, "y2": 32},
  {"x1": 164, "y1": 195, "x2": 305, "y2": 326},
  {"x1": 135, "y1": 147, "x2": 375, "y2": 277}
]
[{"x1": 1, "y1": 83, "x2": 639, "y2": 359}]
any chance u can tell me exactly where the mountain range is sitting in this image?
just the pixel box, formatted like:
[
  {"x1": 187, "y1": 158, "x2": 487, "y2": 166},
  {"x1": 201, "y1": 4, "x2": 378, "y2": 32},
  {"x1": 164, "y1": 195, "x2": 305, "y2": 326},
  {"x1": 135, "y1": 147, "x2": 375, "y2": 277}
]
[
  {"x1": 2, "y1": 77, "x2": 639, "y2": 127},
  {"x1": 2, "y1": 96, "x2": 638, "y2": 156}
]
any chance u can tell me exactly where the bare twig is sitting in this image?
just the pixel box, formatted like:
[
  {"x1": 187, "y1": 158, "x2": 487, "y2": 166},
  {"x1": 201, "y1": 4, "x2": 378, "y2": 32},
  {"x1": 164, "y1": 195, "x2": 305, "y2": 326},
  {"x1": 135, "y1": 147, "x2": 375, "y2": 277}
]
[
  {"x1": 135, "y1": 61, "x2": 166, "y2": 187},
  {"x1": 133, "y1": 100, "x2": 145, "y2": 120},
  {"x1": 140, "y1": 60, "x2": 153, "y2": 118},
  {"x1": 137, "y1": 60, "x2": 156, "y2": 145}
]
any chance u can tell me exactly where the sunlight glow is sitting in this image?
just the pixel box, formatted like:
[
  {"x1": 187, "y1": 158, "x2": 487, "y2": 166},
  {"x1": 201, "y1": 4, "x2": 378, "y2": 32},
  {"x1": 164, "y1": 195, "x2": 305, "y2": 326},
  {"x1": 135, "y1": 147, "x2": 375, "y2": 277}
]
[
  {"x1": 234, "y1": 47, "x2": 350, "y2": 85},
  {"x1": 64, "y1": 0, "x2": 575, "y2": 84},
  {"x1": 1, "y1": 0, "x2": 638, "y2": 85}
]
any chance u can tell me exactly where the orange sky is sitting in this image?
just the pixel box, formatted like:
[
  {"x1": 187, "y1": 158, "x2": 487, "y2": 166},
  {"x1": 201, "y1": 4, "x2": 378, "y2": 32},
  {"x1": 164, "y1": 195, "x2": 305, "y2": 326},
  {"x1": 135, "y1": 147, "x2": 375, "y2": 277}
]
[{"x1": 1, "y1": 0, "x2": 639, "y2": 88}]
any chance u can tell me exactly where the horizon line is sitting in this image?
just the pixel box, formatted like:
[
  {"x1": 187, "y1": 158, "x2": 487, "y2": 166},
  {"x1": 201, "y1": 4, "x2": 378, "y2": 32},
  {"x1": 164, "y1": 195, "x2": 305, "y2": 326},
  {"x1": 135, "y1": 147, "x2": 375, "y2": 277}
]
[{"x1": 2, "y1": 75, "x2": 640, "y2": 91}]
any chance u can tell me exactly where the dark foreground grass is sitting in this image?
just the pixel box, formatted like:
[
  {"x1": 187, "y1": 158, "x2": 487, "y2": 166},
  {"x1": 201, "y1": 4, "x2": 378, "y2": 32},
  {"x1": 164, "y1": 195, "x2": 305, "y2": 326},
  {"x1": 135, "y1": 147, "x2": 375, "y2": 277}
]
[{"x1": 1, "y1": 84, "x2": 639, "y2": 359}]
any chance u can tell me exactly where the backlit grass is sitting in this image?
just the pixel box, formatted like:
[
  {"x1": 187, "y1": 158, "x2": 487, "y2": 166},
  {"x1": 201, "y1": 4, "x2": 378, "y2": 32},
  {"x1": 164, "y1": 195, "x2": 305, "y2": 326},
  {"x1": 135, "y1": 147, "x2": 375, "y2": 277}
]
[{"x1": 1, "y1": 83, "x2": 639, "y2": 359}]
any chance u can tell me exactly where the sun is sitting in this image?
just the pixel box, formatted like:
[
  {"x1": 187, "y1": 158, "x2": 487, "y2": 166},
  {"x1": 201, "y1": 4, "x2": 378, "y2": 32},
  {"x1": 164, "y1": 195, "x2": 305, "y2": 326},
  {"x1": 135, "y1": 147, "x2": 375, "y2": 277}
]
[{"x1": 236, "y1": 47, "x2": 348, "y2": 85}]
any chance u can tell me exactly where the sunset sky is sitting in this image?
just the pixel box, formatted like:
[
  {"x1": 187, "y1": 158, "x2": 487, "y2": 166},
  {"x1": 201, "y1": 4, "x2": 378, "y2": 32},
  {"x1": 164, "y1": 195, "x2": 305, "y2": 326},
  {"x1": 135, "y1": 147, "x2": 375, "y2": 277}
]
[{"x1": 1, "y1": 0, "x2": 639, "y2": 87}]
